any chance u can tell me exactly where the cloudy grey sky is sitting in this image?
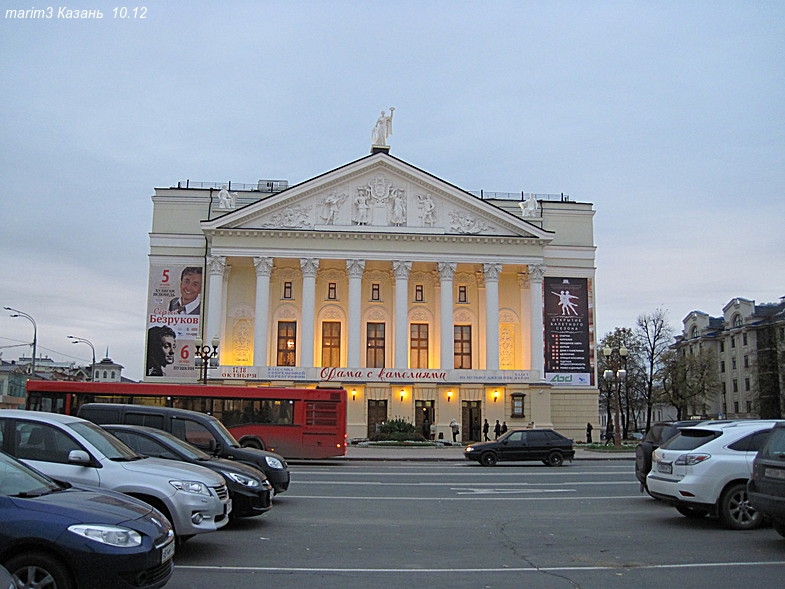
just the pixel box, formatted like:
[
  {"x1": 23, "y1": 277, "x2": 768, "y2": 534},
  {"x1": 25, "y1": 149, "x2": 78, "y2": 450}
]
[{"x1": 2, "y1": 1, "x2": 783, "y2": 381}]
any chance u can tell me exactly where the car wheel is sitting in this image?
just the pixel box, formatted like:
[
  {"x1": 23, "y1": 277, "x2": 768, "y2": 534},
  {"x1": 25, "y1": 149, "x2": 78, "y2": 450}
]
[
  {"x1": 546, "y1": 451, "x2": 564, "y2": 467},
  {"x1": 480, "y1": 452, "x2": 497, "y2": 467},
  {"x1": 7, "y1": 551, "x2": 74, "y2": 589},
  {"x1": 676, "y1": 505, "x2": 709, "y2": 519},
  {"x1": 718, "y1": 482, "x2": 763, "y2": 530},
  {"x1": 241, "y1": 438, "x2": 265, "y2": 451},
  {"x1": 772, "y1": 520, "x2": 785, "y2": 538}
]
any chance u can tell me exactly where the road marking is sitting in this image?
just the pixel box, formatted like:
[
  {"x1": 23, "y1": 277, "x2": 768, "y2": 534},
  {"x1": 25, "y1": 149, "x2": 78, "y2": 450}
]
[
  {"x1": 176, "y1": 561, "x2": 785, "y2": 573},
  {"x1": 450, "y1": 487, "x2": 575, "y2": 494}
]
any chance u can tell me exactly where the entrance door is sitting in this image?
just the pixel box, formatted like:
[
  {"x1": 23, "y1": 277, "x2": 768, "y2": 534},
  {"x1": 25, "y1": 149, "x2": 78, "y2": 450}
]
[
  {"x1": 415, "y1": 400, "x2": 435, "y2": 439},
  {"x1": 462, "y1": 401, "x2": 482, "y2": 442},
  {"x1": 367, "y1": 400, "x2": 388, "y2": 439}
]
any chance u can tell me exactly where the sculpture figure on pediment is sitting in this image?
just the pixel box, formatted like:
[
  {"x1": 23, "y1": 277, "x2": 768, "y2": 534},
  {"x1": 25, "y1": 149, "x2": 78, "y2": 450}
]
[
  {"x1": 520, "y1": 193, "x2": 539, "y2": 217},
  {"x1": 353, "y1": 190, "x2": 370, "y2": 225},
  {"x1": 320, "y1": 191, "x2": 347, "y2": 225},
  {"x1": 371, "y1": 107, "x2": 394, "y2": 146},
  {"x1": 390, "y1": 188, "x2": 406, "y2": 225},
  {"x1": 417, "y1": 193, "x2": 436, "y2": 226},
  {"x1": 218, "y1": 185, "x2": 238, "y2": 209}
]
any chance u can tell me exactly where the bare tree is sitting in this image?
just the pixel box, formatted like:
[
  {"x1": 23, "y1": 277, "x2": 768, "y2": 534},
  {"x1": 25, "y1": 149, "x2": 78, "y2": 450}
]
[
  {"x1": 661, "y1": 346, "x2": 720, "y2": 418},
  {"x1": 635, "y1": 309, "x2": 674, "y2": 432}
]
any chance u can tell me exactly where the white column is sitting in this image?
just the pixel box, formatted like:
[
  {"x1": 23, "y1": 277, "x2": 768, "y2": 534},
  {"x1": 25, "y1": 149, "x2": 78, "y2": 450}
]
[
  {"x1": 253, "y1": 257, "x2": 273, "y2": 366},
  {"x1": 393, "y1": 260, "x2": 412, "y2": 368},
  {"x1": 300, "y1": 258, "x2": 319, "y2": 367},
  {"x1": 528, "y1": 263, "x2": 546, "y2": 380},
  {"x1": 205, "y1": 256, "x2": 226, "y2": 343},
  {"x1": 438, "y1": 262, "x2": 456, "y2": 370},
  {"x1": 346, "y1": 259, "x2": 365, "y2": 367},
  {"x1": 483, "y1": 263, "x2": 501, "y2": 370}
]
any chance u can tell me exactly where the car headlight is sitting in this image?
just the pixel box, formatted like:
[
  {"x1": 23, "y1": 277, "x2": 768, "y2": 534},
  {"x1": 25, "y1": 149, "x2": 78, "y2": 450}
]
[
  {"x1": 169, "y1": 480, "x2": 209, "y2": 495},
  {"x1": 465, "y1": 446, "x2": 475, "y2": 453},
  {"x1": 265, "y1": 456, "x2": 284, "y2": 469},
  {"x1": 226, "y1": 472, "x2": 261, "y2": 488},
  {"x1": 68, "y1": 524, "x2": 142, "y2": 547}
]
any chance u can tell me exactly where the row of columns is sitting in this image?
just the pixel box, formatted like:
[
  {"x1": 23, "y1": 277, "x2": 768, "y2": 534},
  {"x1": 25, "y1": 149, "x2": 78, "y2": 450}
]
[{"x1": 205, "y1": 255, "x2": 546, "y2": 376}]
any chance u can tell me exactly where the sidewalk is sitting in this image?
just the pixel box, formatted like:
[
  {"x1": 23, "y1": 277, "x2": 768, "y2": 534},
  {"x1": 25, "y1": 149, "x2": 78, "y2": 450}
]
[{"x1": 337, "y1": 443, "x2": 634, "y2": 462}]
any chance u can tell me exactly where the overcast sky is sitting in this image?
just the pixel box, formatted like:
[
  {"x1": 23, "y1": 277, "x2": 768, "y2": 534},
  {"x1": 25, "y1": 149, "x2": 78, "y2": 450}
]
[{"x1": 2, "y1": 1, "x2": 783, "y2": 381}]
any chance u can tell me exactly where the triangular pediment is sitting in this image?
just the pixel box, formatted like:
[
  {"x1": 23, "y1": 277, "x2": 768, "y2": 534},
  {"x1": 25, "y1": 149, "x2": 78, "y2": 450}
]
[{"x1": 202, "y1": 153, "x2": 552, "y2": 241}]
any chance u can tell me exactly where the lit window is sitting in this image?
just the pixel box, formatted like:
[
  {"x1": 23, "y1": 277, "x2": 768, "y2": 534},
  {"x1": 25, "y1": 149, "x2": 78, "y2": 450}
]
[
  {"x1": 277, "y1": 321, "x2": 296, "y2": 366},
  {"x1": 366, "y1": 323, "x2": 385, "y2": 368},
  {"x1": 454, "y1": 325, "x2": 472, "y2": 369},
  {"x1": 410, "y1": 324, "x2": 429, "y2": 369},
  {"x1": 321, "y1": 321, "x2": 341, "y2": 366}
]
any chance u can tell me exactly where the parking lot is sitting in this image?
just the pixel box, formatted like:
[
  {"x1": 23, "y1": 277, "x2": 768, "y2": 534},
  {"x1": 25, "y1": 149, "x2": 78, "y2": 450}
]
[{"x1": 168, "y1": 456, "x2": 785, "y2": 589}]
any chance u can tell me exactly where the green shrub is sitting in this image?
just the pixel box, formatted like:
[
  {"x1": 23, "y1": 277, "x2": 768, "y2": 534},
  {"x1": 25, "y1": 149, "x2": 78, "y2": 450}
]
[{"x1": 372, "y1": 418, "x2": 425, "y2": 442}]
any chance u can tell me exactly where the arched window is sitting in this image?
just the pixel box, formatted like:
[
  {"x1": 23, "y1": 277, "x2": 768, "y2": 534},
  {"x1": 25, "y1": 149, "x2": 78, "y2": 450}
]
[
  {"x1": 733, "y1": 314, "x2": 743, "y2": 328},
  {"x1": 691, "y1": 326, "x2": 699, "y2": 339}
]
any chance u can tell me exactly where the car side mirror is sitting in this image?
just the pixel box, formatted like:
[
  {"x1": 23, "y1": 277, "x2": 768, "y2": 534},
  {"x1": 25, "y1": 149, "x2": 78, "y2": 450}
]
[{"x1": 67, "y1": 450, "x2": 91, "y2": 465}]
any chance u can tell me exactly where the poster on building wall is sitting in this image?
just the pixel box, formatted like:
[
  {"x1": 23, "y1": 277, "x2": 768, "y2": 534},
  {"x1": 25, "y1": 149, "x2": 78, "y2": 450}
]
[
  {"x1": 145, "y1": 264, "x2": 203, "y2": 380},
  {"x1": 544, "y1": 277, "x2": 591, "y2": 385}
]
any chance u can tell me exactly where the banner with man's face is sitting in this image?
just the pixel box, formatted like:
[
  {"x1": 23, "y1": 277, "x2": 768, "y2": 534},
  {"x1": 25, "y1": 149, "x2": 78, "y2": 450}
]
[{"x1": 145, "y1": 264, "x2": 203, "y2": 380}]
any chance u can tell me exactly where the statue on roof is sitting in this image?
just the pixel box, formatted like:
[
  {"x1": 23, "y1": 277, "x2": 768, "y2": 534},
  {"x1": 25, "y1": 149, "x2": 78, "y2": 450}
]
[
  {"x1": 520, "y1": 193, "x2": 539, "y2": 217},
  {"x1": 371, "y1": 107, "x2": 395, "y2": 146}
]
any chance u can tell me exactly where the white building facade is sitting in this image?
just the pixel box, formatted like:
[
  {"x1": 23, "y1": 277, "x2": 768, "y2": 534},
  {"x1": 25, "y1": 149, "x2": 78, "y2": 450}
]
[{"x1": 145, "y1": 149, "x2": 599, "y2": 441}]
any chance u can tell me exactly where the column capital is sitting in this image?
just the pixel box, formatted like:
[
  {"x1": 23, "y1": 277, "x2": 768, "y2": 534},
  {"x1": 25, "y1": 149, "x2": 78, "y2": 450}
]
[
  {"x1": 527, "y1": 263, "x2": 546, "y2": 283},
  {"x1": 253, "y1": 257, "x2": 273, "y2": 277},
  {"x1": 483, "y1": 263, "x2": 502, "y2": 282},
  {"x1": 207, "y1": 255, "x2": 226, "y2": 276},
  {"x1": 392, "y1": 260, "x2": 412, "y2": 280},
  {"x1": 438, "y1": 262, "x2": 457, "y2": 280},
  {"x1": 300, "y1": 258, "x2": 320, "y2": 278},
  {"x1": 346, "y1": 259, "x2": 366, "y2": 279}
]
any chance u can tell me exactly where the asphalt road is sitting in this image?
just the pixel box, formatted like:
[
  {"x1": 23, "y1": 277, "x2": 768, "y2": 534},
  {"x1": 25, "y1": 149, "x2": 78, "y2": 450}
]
[{"x1": 168, "y1": 459, "x2": 785, "y2": 589}]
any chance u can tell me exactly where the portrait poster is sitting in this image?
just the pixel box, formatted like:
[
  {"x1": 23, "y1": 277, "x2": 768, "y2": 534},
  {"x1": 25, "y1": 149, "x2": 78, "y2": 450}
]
[
  {"x1": 144, "y1": 264, "x2": 203, "y2": 380},
  {"x1": 544, "y1": 277, "x2": 591, "y2": 385}
]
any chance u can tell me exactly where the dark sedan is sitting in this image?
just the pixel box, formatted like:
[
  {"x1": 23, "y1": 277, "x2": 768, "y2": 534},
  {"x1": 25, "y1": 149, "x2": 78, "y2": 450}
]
[
  {"x1": 748, "y1": 422, "x2": 785, "y2": 538},
  {"x1": 103, "y1": 425, "x2": 273, "y2": 519},
  {"x1": 464, "y1": 429, "x2": 574, "y2": 466},
  {"x1": 0, "y1": 450, "x2": 174, "y2": 589}
]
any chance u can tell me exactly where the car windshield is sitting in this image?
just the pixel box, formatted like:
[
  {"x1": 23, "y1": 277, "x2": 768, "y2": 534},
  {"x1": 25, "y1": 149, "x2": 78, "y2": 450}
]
[
  {"x1": 149, "y1": 430, "x2": 212, "y2": 460},
  {"x1": 0, "y1": 451, "x2": 61, "y2": 497},
  {"x1": 66, "y1": 421, "x2": 143, "y2": 461},
  {"x1": 211, "y1": 418, "x2": 241, "y2": 448},
  {"x1": 660, "y1": 429, "x2": 720, "y2": 451}
]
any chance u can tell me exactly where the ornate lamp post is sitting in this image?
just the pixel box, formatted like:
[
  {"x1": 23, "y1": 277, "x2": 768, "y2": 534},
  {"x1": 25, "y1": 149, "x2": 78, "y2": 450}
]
[
  {"x1": 602, "y1": 345, "x2": 628, "y2": 448},
  {"x1": 67, "y1": 335, "x2": 96, "y2": 381},
  {"x1": 5, "y1": 307, "x2": 37, "y2": 378},
  {"x1": 194, "y1": 336, "x2": 220, "y2": 384}
]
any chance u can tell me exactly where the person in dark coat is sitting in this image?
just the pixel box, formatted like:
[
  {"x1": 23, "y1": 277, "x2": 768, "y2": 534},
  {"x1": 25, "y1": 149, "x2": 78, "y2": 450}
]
[
  {"x1": 586, "y1": 422, "x2": 593, "y2": 444},
  {"x1": 494, "y1": 420, "x2": 502, "y2": 440},
  {"x1": 482, "y1": 419, "x2": 490, "y2": 441}
]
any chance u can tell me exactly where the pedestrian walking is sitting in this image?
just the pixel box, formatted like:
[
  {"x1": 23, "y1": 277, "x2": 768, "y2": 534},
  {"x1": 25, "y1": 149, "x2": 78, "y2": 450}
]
[
  {"x1": 604, "y1": 422, "x2": 614, "y2": 446},
  {"x1": 482, "y1": 419, "x2": 490, "y2": 441},
  {"x1": 450, "y1": 419, "x2": 460, "y2": 443},
  {"x1": 494, "y1": 420, "x2": 501, "y2": 440},
  {"x1": 586, "y1": 422, "x2": 593, "y2": 444},
  {"x1": 501, "y1": 421, "x2": 508, "y2": 435}
]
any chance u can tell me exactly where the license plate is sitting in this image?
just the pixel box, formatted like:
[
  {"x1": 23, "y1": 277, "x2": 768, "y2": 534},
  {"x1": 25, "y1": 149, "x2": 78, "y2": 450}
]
[
  {"x1": 765, "y1": 467, "x2": 785, "y2": 480},
  {"x1": 657, "y1": 462, "x2": 673, "y2": 474},
  {"x1": 161, "y1": 540, "x2": 175, "y2": 564}
]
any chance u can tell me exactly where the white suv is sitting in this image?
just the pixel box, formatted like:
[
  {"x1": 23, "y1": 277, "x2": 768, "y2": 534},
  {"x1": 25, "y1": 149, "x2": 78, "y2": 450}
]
[
  {"x1": 0, "y1": 410, "x2": 231, "y2": 541},
  {"x1": 647, "y1": 420, "x2": 784, "y2": 529}
]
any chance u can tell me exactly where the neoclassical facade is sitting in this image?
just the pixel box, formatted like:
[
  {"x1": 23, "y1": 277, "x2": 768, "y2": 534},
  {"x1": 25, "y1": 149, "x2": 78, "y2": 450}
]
[{"x1": 146, "y1": 148, "x2": 599, "y2": 441}]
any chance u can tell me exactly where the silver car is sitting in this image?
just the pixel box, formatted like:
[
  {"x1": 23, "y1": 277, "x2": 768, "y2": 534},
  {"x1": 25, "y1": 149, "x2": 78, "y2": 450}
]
[{"x1": 0, "y1": 410, "x2": 231, "y2": 541}]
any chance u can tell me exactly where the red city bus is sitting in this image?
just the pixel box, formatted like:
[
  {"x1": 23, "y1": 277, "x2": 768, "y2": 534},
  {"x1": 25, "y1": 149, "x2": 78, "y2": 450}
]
[{"x1": 25, "y1": 380, "x2": 347, "y2": 459}]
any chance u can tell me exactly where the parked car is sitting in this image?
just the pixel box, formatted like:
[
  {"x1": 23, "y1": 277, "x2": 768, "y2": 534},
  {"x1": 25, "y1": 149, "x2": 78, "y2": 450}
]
[
  {"x1": 0, "y1": 450, "x2": 175, "y2": 589},
  {"x1": 647, "y1": 420, "x2": 783, "y2": 529},
  {"x1": 748, "y1": 422, "x2": 785, "y2": 538},
  {"x1": 0, "y1": 410, "x2": 231, "y2": 542},
  {"x1": 77, "y1": 403, "x2": 291, "y2": 494},
  {"x1": 635, "y1": 420, "x2": 703, "y2": 493},
  {"x1": 464, "y1": 429, "x2": 575, "y2": 466},
  {"x1": 103, "y1": 424, "x2": 273, "y2": 519}
]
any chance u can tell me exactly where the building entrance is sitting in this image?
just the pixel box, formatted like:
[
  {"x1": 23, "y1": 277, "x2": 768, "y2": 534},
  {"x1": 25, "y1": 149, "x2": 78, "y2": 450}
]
[
  {"x1": 367, "y1": 399, "x2": 388, "y2": 439},
  {"x1": 415, "y1": 400, "x2": 435, "y2": 440},
  {"x1": 462, "y1": 400, "x2": 482, "y2": 442}
]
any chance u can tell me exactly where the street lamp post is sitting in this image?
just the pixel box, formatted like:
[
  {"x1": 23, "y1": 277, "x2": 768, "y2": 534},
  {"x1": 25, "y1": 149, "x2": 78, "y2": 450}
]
[
  {"x1": 602, "y1": 345, "x2": 628, "y2": 449},
  {"x1": 194, "y1": 336, "x2": 220, "y2": 384},
  {"x1": 4, "y1": 307, "x2": 37, "y2": 378},
  {"x1": 68, "y1": 335, "x2": 96, "y2": 381}
]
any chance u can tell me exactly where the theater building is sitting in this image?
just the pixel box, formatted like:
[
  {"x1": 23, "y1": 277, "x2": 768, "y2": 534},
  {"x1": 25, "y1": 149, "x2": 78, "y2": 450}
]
[{"x1": 145, "y1": 144, "x2": 598, "y2": 441}]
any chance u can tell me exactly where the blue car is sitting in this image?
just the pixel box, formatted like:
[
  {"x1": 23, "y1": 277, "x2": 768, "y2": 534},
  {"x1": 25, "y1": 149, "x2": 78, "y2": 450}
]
[{"x1": 0, "y1": 450, "x2": 174, "y2": 589}]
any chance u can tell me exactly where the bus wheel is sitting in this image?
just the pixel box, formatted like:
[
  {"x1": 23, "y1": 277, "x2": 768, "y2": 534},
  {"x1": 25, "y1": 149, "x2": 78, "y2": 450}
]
[{"x1": 241, "y1": 438, "x2": 265, "y2": 451}]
